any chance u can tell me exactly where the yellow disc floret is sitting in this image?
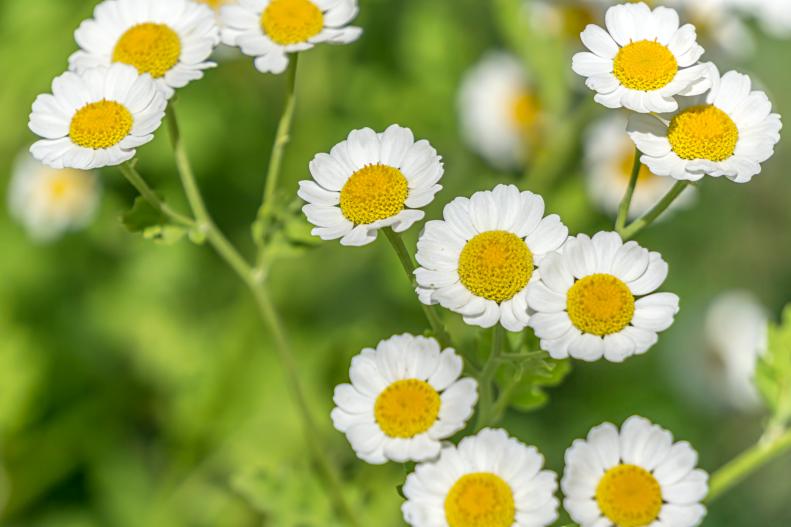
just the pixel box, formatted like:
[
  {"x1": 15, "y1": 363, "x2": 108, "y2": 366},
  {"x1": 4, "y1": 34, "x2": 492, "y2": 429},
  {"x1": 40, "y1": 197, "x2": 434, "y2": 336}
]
[
  {"x1": 112, "y1": 23, "x2": 182, "y2": 78},
  {"x1": 613, "y1": 40, "x2": 678, "y2": 91},
  {"x1": 445, "y1": 472, "x2": 516, "y2": 527},
  {"x1": 567, "y1": 274, "x2": 635, "y2": 336},
  {"x1": 262, "y1": 0, "x2": 324, "y2": 45},
  {"x1": 374, "y1": 379, "x2": 441, "y2": 438},
  {"x1": 458, "y1": 231, "x2": 533, "y2": 303},
  {"x1": 596, "y1": 464, "x2": 663, "y2": 527},
  {"x1": 510, "y1": 91, "x2": 540, "y2": 130},
  {"x1": 667, "y1": 104, "x2": 739, "y2": 161},
  {"x1": 339, "y1": 164, "x2": 409, "y2": 225},
  {"x1": 69, "y1": 100, "x2": 134, "y2": 150}
]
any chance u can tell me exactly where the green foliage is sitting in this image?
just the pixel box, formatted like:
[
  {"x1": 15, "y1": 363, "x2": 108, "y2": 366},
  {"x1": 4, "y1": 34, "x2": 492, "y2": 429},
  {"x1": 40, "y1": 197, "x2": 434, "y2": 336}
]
[
  {"x1": 756, "y1": 305, "x2": 791, "y2": 425},
  {"x1": 121, "y1": 196, "x2": 187, "y2": 245},
  {"x1": 496, "y1": 349, "x2": 572, "y2": 413}
]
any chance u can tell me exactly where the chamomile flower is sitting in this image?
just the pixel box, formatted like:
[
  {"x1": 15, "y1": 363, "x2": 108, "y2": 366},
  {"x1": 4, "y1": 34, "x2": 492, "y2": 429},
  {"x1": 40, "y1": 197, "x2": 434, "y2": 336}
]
[
  {"x1": 585, "y1": 114, "x2": 694, "y2": 219},
  {"x1": 458, "y1": 52, "x2": 542, "y2": 170},
  {"x1": 29, "y1": 64, "x2": 166, "y2": 170},
  {"x1": 402, "y1": 428, "x2": 559, "y2": 527},
  {"x1": 572, "y1": 2, "x2": 711, "y2": 113},
  {"x1": 331, "y1": 334, "x2": 477, "y2": 464},
  {"x1": 628, "y1": 66, "x2": 782, "y2": 183},
  {"x1": 527, "y1": 231, "x2": 679, "y2": 362},
  {"x1": 68, "y1": 0, "x2": 220, "y2": 99},
  {"x1": 562, "y1": 416, "x2": 708, "y2": 527},
  {"x1": 8, "y1": 152, "x2": 100, "y2": 242},
  {"x1": 220, "y1": 0, "x2": 362, "y2": 74},
  {"x1": 415, "y1": 184, "x2": 568, "y2": 332},
  {"x1": 299, "y1": 125, "x2": 443, "y2": 246}
]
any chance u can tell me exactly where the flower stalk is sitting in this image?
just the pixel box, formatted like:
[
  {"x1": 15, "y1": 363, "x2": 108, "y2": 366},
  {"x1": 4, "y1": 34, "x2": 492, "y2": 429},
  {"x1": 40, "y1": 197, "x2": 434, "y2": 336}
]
[
  {"x1": 475, "y1": 325, "x2": 505, "y2": 431},
  {"x1": 615, "y1": 147, "x2": 642, "y2": 233},
  {"x1": 617, "y1": 180, "x2": 691, "y2": 240}
]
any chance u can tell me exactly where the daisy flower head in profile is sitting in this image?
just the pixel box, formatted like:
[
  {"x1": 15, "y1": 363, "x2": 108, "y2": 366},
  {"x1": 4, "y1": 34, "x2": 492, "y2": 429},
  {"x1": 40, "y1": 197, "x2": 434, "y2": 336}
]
[
  {"x1": 572, "y1": 2, "x2": 712, "y2": 113},
  {"x1": 68, "y1": 0, "x2": 220, "y2": 99},
  {"x1": 563, "y1": 416, "x2": 708, "y2": 527},
  {"x1": 415, "y1": 184, "x2": 569, "y2": 332},
  {"x1": 402, "y1": 428, "x2": 559, "y2": 527},
  {"x1": 628, "y1": 65, "x2": 782, "y2": 183},
  {"x1": 458, "y1": 52, "x2": 542, "y2": 170},
  {"x1": 527, "y1": 231, "x2": 679, "y2": 363},
  {"x1": 331, "y1": 334, "x2": 477, "y2": 464},
  {"x1": 8, "y1": 152, "x2": 100, "y2": 242},
  {"x1": 299, "y1": 124, "x2": 443, "y2": 246},
  {"x1": 220, "y1": 0, "x2": 362, "y2": 74},
  {"x1": 29, "y1": 64, "x2": 167, "y2": 170}
]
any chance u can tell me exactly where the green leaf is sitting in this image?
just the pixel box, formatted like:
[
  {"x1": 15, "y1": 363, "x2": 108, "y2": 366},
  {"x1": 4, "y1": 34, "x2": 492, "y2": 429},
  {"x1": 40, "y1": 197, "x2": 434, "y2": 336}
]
[
  {"x1": 496, "y1": 350, "x2": 572, "y2": 413},
  {"x1": 121, "y1": 197, "x2": 186, "y2": 245},
  {"x1": 756, "y1": 305, "x2": 791, "y2": 424}
]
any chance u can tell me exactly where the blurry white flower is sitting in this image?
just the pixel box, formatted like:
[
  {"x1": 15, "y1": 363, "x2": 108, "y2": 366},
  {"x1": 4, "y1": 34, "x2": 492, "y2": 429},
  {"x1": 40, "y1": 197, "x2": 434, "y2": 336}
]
[
  {"x1": 331, "y1": 334, "x2": 477, "y2": 464},
  {"x1": 8, "y1": 152, "x2": 100, "y2": 242},
  {"x1": 458, "y1": 52, "x2": 542, "y2": 170},
  {"x1": 69, "y1": 0, "x2": 220, "y2": 99},
  {"x1": 403, "y1": 428, "x2": 559, "y2": 527},
  {"x1": 732, "y1": 0, "x2": 791, "y2": 39},
  {"x1": 664, "y1": 0, "x2": 754, "y2": 58},
  {"x1": 563, "y1": 416, "x2": 708, "y2": 527},
  {"x1": 29, "y1": 64, "x2": 166, "y2": 170}
]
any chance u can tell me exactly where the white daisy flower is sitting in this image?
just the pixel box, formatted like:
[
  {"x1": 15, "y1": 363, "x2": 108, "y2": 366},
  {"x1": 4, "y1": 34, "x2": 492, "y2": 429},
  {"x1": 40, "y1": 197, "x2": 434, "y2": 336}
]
[
  {"x1": 8, "y1": 152, "x2": 100, "y2": 242},
  {"x1": 527, "y1": 231, "x2": 679, "y2": 362},
  {"x1": 402, "y1": 428, "x2": 559, "y2": 527},
  {"x1": 585, "y1": 114, "x2": 694, "y2": 219},
  {"x1": 628, "y1": 66, "x2": 782, "y2": 183},
  {"x1": 572, "y1": 2, "x2": 711, "y2": 113},
  {"x1": 299, "y1": 124, "x2": 443, "y2": 247},
  {"x1": 220, "y1": 0, "x2": 362, "y2": 74},
  {"x1": 331, "y1": 334, "x2": 477, "y2": 465},
  {"x1": 415, "y1": 184, "x2": 569, "y2": 332},
  {"x1": 563, "y1": 416, "x2": 708, "y2": 527},
  {"x1": 29, "y1": 64, "x2": 167, "y2": 170},
  {"x1": 68, "y1": 0, "x2": 220, "y2": 99},
  {"x1": 458, "y1": 52, "x2": 541, "y2": 170}
]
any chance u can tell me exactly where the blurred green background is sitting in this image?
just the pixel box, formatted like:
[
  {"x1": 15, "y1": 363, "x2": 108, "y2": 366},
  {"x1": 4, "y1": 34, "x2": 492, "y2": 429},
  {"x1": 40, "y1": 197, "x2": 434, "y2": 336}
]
[{"x1": 1, "y1": 0, "x2": 789, "y2": 525}]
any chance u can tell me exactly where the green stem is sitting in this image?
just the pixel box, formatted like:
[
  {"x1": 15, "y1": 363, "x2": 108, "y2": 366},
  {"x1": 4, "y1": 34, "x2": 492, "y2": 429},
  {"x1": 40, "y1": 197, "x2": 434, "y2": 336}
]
[
  {"x1": 475, "y1": 325, "x2": 505, "y2": 431},
  {"x1": 615, "y1": 147, "x2": 642, "y2": 232},
  {"x1": 706, "y1": 428, "x2": 791, "y2": 503},
  {"x1": 383, "y1": 228, "x2": 453, "y2": 349},
  {"x1": 617, "y1": 181, "x2": 690, "y2": 240},
  {"x1": 118, "y1": 162, "x2": 195, "y2": 227}
]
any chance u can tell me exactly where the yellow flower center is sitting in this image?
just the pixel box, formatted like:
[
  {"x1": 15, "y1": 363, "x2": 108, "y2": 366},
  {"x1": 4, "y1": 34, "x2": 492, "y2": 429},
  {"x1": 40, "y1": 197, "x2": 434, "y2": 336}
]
[
  {"x1": 112, "y1": 23, "x2": 182, "y2": 78},
  {"x1": 197, "y1": 0, "x2": 230, "y2": 10},
  {"x1": 510, "y1": 91, "x2": 540, "y2": 131},
  {"x1": 567, "y1": 274, "x2": 635, "y2": 336},
  {"x1": 261, "y1": 0, "x2": 324, "y2": 45},
  {"x1": 667, "y1": 104, "x2": 739, "y2": 162},
  {"x1": 445, "y1": 472, "x2": 516, "y2": 527},
  {"x1": 458, "y1": 231, "x2": 533, "y2": 303},
  {"x1": 374, "y1": 379, "x2": 441, "y2": 438},
  {"x1": 338, "y1": 164, "x2": 409, "y2": 225},
  {"x1": 69, "y1": 100, "x2": 133, "y2": 150},
  {"x1": 596, "y1": 464, "x2": 663, "y2": 527},
  {"x1": 613, "y1": 40, "x2": 678, "y2": 91}
]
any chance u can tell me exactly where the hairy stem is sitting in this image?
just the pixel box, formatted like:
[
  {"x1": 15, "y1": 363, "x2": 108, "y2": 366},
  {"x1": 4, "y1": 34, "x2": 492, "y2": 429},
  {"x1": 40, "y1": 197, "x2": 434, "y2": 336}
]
[
  {"x1": 475, "y1": 325, "x2": 505, "y2": 431},
  {"x1": 615, "y1": 147, "x2": 642, "y2": 232},
  {"x1": 617, "y1": 181, "x2": 690, "y2": 240}
]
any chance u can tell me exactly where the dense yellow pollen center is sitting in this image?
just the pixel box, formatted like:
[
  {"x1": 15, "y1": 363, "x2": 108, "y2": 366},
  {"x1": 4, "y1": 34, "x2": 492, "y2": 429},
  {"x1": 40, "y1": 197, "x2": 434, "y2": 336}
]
[
  {"x1": 458, "y1": 231, "x2": 533, "y2": 303},
  {"x1": 667, "y1": 104, "x2": 739, "y2": 162},
  {"x1": 567, "y1": 274, "x2": 635, "y2": 336},
  {"x1": 596, "y1": 464, "x2": 663, "y2": 527},
  {"x1": 69, "y1": 100, "x2": 133, "y2": 150},
  {"x1": 613, "y1": 40, "x2": 678, "y2": 91},
  {"x1": 374, "y1": 379, "x2": 440, "y2": 438},
  {"x1": 339, "y1": 164, "x2": 409, "y2": 225},
  {"x1": 262, "y1": 0, "x2": 324, "y2": 45},
  {"x1": 445, "y1": 473, "x2": 515, "y2": 527},
  {"x1": 112, "y1": 23, "x2": 182, "y2": 78},
  {"x1": 510, "y1": 91, "x2": 540, "y2": 131}
]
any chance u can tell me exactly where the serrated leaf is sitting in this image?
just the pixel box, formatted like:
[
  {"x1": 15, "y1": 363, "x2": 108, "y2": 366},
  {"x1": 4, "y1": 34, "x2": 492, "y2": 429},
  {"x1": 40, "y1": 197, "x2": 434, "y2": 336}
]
[
  {"x1": 496, "y1": 351, "x2": 572, "y2": 413},
  {"x1": 756, "y1": 305, "x2": 791, "y2": 423},
  {"x1": 122, "y1": 197, "x2": 186, "y2": 245}
]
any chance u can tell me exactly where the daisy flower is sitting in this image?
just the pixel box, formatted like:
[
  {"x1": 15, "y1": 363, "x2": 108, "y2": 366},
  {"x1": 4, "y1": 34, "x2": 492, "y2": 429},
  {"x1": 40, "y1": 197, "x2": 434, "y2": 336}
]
[
  {"x1": 331, "y1": 334, "x2": 477, "y2": 464},
  {"x1": 585, "y1": 114, "x2": 694, "y2": 219},
  {"x1": 527, "y1": 231, "x2": 679, "y2": 362},
  {"x1": 458, "y1": 52, "x2": 542, "y2": 170},
  {"x1": 68, "y1": 0, "x2": 220, "y2": 99},
  {"x1": 29, "y1": 64, "x2": 167, "y2": 170},
  {"x1": 220, "y1": 0, "x2": 362, "y2": 74},
  {"x1": 299, "y1": 124, "x2": 443, "y2": 246},
  {"x1": 415, "y1": 185, "x2": 568, "y2": 332},
  {"x1": 572, "y1": 2, "x2": 711, "y2": 113},
  {"x1": 402, "y1": 428, "x2": 559, "y2": 527},
  {"x1": 562, "y1": 416, "x2": 708, "y2": 527},
  {"x1": 628, "y1": 66, "x2": 782, "y2": 183},
  {"x1": 8, "y1": 152, "x2": 100, "y2": 242}
]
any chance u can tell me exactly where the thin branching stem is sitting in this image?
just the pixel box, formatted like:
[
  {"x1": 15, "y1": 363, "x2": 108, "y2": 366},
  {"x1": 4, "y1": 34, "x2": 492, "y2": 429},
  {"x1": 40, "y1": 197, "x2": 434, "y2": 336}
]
[
  {"x1": 615, "y1": 147, "x2": 642, "y2": 232},
  {"x1": 617, "y1": 181, "x2": 690, "y2": 240},
  {"x1": 475, "y1": 325, "x2": 505, "y2": 431}
]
